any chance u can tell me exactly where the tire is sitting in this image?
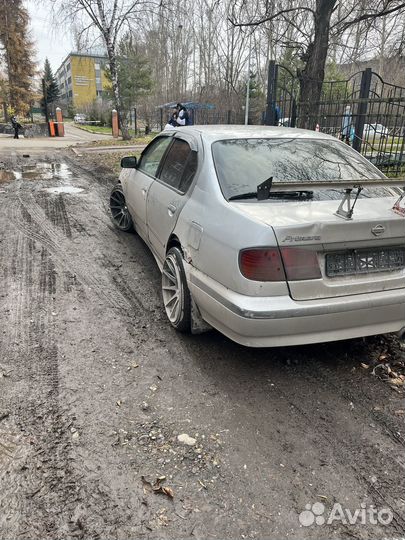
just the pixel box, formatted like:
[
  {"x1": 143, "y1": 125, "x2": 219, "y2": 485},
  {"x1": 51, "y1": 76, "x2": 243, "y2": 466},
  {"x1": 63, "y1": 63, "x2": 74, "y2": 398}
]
[
  {"x1": 109, "y1": 183, "x2": 134, "y2": 232},
  {"x1": 161, "y1": 247, "x2": 191, "y2": 332}
]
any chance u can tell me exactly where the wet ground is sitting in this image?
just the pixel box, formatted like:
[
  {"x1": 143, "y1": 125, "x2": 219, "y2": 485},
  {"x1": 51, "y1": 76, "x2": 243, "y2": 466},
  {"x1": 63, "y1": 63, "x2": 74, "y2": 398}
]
[{"x1": 0, "y1": 151, "x2": 404, "y2": 540}]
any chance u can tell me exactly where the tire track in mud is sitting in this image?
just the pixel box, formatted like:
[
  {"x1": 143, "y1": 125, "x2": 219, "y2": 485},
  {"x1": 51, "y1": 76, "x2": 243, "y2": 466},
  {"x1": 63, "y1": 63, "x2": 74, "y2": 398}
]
[
  {"x1": 0, "y1": 216, "x2": 82, "y2": 537},
  {"x1": 9, "y1": 193, "x2": 136, "y2": 315},
  {"x1": 37, "y1": 193, "x2": 72, "y2": 238},
  {"x1": 0, "y1": 231, "x2": 32, "y2": 533},
  {"x1": 1, "y1": 198, "x2": 140, "y2": 538}
]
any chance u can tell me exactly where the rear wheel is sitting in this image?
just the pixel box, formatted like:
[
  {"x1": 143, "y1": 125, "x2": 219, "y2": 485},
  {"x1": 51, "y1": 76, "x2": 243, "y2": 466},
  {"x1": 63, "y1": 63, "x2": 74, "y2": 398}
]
[
  {"x1": 162, "y1": 247, "x2": 191, "y2": 332},
  {"x1": 110, "y1": 184, "x2": 133, "y2": 232}
]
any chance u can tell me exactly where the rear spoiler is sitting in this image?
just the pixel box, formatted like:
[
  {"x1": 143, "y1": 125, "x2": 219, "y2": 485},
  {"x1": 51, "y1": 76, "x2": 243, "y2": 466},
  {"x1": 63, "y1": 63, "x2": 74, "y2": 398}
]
[
  {"x1": 272, "y1": 178, "x2": 405, "y2": 191},
  {"x1": 272, "y1": 179, "x2": 405, "y2": 220}
]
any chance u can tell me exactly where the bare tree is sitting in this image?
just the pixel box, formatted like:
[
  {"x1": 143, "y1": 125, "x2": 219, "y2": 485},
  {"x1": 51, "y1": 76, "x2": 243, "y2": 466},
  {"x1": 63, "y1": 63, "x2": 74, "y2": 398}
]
[
  {"x1": 230, "y1": 0, "x2": 405, "y2": 128},
  {"x1": 51, "y1": 0, "x2": 160, "y2": 139}
]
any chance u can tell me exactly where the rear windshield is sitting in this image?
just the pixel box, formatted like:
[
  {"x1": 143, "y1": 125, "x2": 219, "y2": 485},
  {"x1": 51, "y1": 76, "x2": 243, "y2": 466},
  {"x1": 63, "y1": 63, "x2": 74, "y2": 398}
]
[{"x1": 211, "y1": 138, "x2": 388, "y2": 201}]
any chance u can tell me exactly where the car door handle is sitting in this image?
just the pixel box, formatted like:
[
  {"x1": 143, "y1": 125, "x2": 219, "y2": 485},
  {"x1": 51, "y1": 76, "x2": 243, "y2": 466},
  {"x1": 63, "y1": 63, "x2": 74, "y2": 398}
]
[{"x1": 167, "y1": 204, "x2": 177, "y2": 216}]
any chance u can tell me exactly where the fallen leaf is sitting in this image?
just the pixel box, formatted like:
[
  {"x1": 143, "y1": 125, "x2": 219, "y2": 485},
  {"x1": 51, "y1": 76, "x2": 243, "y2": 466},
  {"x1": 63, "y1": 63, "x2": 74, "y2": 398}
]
[
  {"x1": 360, "y1": 363, "x2": 369, "y2": 369},
  {"x1": 389, "y1": 377, "x2": 404, "y2": 387},
  {"x1": 141, "y1": 476, "x2": 174, "y2": 499},
  {"x1": 394, "y1": 409, "x2": 405, "y2": 416},
  {"x1": 116, "y1": 400, "x2": 122, "y2": 407},
  {"x1": 160, "y1": 486, "x2": 174, "y2": 498}
]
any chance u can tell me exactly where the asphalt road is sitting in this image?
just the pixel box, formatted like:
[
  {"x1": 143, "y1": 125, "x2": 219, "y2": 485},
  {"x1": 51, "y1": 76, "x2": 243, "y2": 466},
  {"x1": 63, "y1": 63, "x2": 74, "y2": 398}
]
[{"x1": 0, "y1": 150, "x2": 404, "y2": 540}]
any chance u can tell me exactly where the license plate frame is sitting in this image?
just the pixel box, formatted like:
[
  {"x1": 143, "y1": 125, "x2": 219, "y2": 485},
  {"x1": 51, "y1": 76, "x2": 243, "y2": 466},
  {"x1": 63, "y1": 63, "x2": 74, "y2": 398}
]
[{"x1": 326, "y1": 247, "x2": 405, "y2": 277}]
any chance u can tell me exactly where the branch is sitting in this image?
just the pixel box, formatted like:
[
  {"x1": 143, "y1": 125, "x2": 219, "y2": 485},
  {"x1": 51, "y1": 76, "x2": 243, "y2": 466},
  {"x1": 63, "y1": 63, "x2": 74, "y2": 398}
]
[
  {"x1": 336, "y1": 1, "x2": 405, "y2": 32},
  {"x1": 228, "y1": 7, "x2": 315, "y2": 28}
]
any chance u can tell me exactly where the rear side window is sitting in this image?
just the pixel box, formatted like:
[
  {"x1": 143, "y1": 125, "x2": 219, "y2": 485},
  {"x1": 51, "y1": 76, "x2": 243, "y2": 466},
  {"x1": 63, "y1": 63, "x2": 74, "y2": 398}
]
[
  {"x1": 159, "y1": 139, "x2": 197, "y2": 192},
  {"x1": 138, "y1": 136, "x2": 172, "y2": 177}
]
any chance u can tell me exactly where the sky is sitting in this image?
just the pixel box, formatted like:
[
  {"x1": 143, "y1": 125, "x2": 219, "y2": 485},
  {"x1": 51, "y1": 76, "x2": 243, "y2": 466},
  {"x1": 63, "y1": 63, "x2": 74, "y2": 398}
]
[{"x1": 26, "y1": 0, "x2": 73, "y2": 73}]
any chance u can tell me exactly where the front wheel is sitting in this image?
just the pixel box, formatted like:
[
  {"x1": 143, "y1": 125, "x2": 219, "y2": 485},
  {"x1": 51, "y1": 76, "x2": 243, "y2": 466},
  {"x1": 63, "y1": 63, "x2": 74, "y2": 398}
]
[
  {"x1": 162, "y1": 247, "x2": 191, "y2": 332},
  {"x1": 110, "y1": 183, "x2": 133, "y2": 232}
]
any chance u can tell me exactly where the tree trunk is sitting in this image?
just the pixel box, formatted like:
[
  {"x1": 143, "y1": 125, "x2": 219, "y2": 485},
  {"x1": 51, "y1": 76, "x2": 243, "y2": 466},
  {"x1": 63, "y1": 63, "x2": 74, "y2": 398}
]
[
  {"x1": 106, "y1": 40, "x2": 131, "y2": 140},
  {"x1": 297, "y1": 0, "x2": 337, "y2": 129}
]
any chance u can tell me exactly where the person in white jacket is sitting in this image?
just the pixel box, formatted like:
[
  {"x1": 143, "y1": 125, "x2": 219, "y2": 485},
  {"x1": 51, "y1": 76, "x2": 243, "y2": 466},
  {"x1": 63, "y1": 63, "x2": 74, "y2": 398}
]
[{"x1": 175, "y1": 103, "x2": 190, "y2": 126}]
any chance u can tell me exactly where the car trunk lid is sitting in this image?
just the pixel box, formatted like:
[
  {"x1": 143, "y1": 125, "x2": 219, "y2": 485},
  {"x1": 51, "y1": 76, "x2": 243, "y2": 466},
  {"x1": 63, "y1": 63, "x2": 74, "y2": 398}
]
[{"x1": 233, "y1": 193, "x2": 405, "y2": 300}]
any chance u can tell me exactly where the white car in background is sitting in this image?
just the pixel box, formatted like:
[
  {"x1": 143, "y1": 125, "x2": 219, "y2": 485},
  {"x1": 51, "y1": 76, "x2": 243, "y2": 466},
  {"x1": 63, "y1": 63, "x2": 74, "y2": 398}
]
[
  {"x1": 110, "y1": 126, "x2": 405, "y2": 347},
  {"x1": 74, "y1": 114, "x2": 87, "y2": 124},
  {"x1": 363, "y1": 123, "x2": 389, "y2": 138}
]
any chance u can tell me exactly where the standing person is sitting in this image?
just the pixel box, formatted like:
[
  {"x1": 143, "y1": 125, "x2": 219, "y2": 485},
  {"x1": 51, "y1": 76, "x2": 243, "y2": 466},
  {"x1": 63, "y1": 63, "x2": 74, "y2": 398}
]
[
  {"x1": 175, "y1": 103, "x2": 190, "y2": 126},
  {"x1": 11, "y1": 115, "x2": 23, "y2": 139},
  {"x1": 164, "y1": 111, "x2": 178, "y2": 130},
  {"x1": 341, "y1": 106, "x2": 352, "y2": 145}
]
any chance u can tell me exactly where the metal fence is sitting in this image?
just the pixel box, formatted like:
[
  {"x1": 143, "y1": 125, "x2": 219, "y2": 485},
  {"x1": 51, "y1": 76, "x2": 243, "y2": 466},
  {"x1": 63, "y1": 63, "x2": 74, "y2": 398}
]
[
  {"x1": 267, "y1": 62, "x2": 405, "y2": 176},
  {"x1": 151, "y1": 108, "x2": 245, "y2": 130},
  {"x1": 149, "y1": 65, "x2": 405, "y2": 176}
]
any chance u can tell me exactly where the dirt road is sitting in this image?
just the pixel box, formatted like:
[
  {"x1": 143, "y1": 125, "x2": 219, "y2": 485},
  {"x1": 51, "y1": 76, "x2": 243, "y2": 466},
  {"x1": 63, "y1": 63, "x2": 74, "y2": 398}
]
[{"x1": 0, "y1": 150, "x2": 404, "y2": 540}]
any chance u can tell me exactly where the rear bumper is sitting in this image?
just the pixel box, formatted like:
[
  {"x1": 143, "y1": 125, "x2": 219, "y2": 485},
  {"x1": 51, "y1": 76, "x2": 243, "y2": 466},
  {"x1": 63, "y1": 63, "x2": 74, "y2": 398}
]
[{"x1": 188, "y1": 268, "x2": 405, "y2": 347}]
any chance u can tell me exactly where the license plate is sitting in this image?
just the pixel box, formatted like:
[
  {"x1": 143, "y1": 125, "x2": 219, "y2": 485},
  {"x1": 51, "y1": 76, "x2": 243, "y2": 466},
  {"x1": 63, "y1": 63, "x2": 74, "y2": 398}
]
[{"x1": 326, "y1": 247, "x2": 405, "y2": 277}]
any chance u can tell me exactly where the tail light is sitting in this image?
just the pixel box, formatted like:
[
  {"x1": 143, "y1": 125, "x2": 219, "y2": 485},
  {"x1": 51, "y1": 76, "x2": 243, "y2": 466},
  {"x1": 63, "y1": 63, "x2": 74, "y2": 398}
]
[
  {"x1": 280, "y1": 247, "x2": 321, "y2": 280},
  {"x1": 239, "y1": 248, "x2": 286, "y2": 281},
  {"x1": 239, "y1": 247, "x2": 321, "y2": 281}
]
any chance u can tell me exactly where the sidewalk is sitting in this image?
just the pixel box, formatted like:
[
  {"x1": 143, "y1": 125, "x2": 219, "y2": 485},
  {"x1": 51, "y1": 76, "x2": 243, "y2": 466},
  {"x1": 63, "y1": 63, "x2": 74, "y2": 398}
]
[{"x1": 0, "y1": 123, "x2": 114, "y2": 153}]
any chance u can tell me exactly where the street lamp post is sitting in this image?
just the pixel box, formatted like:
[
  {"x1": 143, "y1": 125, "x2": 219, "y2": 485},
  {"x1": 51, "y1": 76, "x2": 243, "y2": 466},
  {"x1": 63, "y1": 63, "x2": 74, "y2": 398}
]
[{"x1": 244, "y1": 32, "x2": 253, "y2": 126}]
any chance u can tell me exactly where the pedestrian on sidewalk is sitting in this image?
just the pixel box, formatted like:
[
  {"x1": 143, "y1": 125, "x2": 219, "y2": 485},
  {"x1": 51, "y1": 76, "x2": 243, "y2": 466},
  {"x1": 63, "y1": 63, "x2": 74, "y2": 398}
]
[{"x1": 11, "y1": 115, "x2": 23, "y2": 139}]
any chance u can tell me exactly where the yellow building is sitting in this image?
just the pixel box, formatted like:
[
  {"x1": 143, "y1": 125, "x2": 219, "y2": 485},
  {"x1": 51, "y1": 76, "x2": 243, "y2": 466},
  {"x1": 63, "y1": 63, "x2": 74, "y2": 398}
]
[{"x1": 55, "y1": 52, "x2": 110, "y2": 110}]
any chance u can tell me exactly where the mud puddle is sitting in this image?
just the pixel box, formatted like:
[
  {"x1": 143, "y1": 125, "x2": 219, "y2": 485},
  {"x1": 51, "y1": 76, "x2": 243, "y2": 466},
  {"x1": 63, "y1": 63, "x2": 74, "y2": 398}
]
[
  {"x1": 43, "y1": 186, "x2": 84, "y2": 194},
  {"x1": 0, "y1": 162, "x2": 73, "y2": 183}
]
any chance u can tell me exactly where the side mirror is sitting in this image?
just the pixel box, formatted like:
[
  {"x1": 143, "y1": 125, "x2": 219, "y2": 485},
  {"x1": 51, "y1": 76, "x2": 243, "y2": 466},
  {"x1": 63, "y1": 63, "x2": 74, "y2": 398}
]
[{"x1": 121, "y1": 156, "x2": 137, "y2": 169}]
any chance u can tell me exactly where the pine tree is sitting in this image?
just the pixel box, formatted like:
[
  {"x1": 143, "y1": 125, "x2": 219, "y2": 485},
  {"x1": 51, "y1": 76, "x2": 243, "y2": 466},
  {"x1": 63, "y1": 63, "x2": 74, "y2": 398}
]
[
  {"x1": 110, "y1": 34, "x2": 153, "y2": 119},
  {"x1": 43, "y1": 58, "x2": 60, "y2": 104},
  {"x1": 0, "y1": 0, "x2": 36, "y2": 116}
]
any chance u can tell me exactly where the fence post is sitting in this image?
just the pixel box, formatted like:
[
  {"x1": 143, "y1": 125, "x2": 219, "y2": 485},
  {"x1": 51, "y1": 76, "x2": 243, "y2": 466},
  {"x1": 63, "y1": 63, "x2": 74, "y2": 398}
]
[
  {"x1": 353, "y1": 68, "x2": 372, "y2": 153},
  {"x1": 55, "y1": 107, "x2": 64, "y2": 137},
  {"x1": 291, "y1": 99, "x2": 297, "y2": 128},
  {"x1": 227, "y1": 110, "x2": 232, "y2": 124},
  {"x1": 134, "y1": 107, "x2": 137, "y2": 136},
  {"x1": 112, "y1": 109, "x2": 119, "y2": 138},
  {"x1": 42, "y1": 78, "x2": 51, "y2": 136},
  {"x1": 160, "y1": 108, "x2": 163, "y2": 131},
  {"x1": 265, "y1": 60, "x2": 278, "y2": 126}
]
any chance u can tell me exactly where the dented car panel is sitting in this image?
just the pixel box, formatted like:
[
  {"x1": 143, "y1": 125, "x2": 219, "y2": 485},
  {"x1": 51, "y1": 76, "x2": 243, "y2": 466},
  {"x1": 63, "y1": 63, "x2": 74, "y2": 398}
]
[{"x1": 119, "y1": 125, "x2": 405, "y2": 347}]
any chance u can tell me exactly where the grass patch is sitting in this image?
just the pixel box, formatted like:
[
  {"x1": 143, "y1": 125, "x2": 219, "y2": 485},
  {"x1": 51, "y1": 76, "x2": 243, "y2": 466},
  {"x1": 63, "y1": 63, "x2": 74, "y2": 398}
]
[
  {"x1": 76, "y1": 123, "x2": 158, "y2": 141},
  {"x1": 86, "y1": 150, "x2": 142, "y2": 175},
  {"x1": 86, "y1": 133, "x2": 157, "y2": 147},
  {"x1": 75, "y1": 124, "x2": 113, "y2": 135}
]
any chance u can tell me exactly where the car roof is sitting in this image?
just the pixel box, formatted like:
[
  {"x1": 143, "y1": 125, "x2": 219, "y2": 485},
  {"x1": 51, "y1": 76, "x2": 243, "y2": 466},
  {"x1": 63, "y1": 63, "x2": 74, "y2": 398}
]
[{"x1": 174, "y1": 125, "x2": 337, "y2": 143}]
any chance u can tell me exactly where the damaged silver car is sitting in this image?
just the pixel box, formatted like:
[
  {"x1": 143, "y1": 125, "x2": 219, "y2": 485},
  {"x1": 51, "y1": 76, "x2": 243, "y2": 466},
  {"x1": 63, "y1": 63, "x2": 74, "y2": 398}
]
[{"x1": 110, "y1": 126, "x2": 405, "y2": 347}]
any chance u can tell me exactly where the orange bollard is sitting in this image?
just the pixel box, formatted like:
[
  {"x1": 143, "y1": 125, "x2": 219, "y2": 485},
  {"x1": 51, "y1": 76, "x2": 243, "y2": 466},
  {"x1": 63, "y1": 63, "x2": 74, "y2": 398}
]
[
  {"x1": 49, "y1": 121, "x2": 55, "y2": 137},
  {"x1": 55, "y1": 107, "x2": 64, "y2": 137},
  {"x1": 112, "y1": 109, "x2": 119, "y2": 138}
]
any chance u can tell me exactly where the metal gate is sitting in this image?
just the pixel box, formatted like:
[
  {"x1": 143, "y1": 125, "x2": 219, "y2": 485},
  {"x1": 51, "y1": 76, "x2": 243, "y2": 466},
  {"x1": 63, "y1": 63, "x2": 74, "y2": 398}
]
[{"x1": 266, "y1": 62, "x2": 405, "y2": 176}]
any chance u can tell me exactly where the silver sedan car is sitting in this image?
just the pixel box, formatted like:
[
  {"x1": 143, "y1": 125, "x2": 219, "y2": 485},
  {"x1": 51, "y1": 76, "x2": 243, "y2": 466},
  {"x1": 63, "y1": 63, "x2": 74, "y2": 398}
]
[{"x1": 110, "y1": 126, "x2": 405, "y2": 347}]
